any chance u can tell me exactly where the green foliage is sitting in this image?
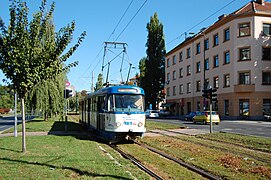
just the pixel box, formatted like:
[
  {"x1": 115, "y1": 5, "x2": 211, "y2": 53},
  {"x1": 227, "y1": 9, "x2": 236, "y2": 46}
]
[
  {"x1": 0, "y1": 85, "x2": 14, "y2": 109},
  {"x1": 0, "y1": 0, "x2": 86, "y2": 152},
  {"x1": 140, "y1": 13, "x2": 166, "y2": 109},
  {"x1": 27, "y1": 73, "x2": 65, "y2": 120},
  {"x1": 95, "y1": 73, "x2": 103, "y2": 91},
  {"x1": 0, "y1": 0, "x2": 86, "y2": 98}
]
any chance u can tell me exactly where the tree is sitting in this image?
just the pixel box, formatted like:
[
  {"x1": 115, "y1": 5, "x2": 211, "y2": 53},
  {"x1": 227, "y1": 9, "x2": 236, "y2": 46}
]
[
  {"x1": 137, "y1": 57, "x2": 146, "y2": 87},
  {"x1": 140, "y1": 13, "x2": 166, "y2": 109},
  {"x1": 0, "y1": 85, "x2": 14, "y2": 109},
  {"x1": 95, "y1": 73, "x2": 103, "y2": 91},
  {"x1": 27, "y1": 73, "x2": 65, "y2": 121},
  {"x1": 0, "y1": 0, "x2": 86, "y2": 152}
]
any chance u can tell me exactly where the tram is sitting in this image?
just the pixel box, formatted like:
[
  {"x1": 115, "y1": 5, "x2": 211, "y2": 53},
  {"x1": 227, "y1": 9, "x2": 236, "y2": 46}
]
[{"x1": 79, "y1": 85, "x2": 146, "y2": 143}]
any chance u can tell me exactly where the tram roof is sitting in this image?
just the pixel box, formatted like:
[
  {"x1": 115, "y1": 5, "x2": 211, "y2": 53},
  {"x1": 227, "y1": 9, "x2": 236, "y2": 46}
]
[{"x1": 90, "y1": 85, "x2": 145, "y2": 97}]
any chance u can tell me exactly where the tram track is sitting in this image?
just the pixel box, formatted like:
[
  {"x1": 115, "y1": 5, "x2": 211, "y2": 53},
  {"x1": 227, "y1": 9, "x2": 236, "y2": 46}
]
[
  {"x1": 111, "y1": 142, "x2": 221, "y2": 180},
  {"x1": 110, "y1": 144, "x2": 164, "y2": 180},
  {"x1": 151, "y1": 129, "x2": 271, "y2": 164},
  {"x1": 134, "y1": 141, "x2": 221, "y2": 180}
]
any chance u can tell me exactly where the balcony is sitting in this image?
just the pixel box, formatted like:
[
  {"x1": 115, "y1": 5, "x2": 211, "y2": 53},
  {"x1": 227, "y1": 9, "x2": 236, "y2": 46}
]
[{"x1": 234, "y1": 84, "x2": 255, "y2": 92}]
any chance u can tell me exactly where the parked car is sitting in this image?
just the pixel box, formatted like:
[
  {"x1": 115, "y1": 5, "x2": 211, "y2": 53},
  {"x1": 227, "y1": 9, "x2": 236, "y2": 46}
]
[
  {"x1": 145, "y1": 110, "x2": 159, "y2": 118},
  {"x1": 192, "y1": 111, "x2": 220, "y2": 125},
  {"x1": 185, "y1": 111, "x2": 197, "y2": 121},
  {"x1": 158, "y1": 109, "x2": 171, "y2": 117}
]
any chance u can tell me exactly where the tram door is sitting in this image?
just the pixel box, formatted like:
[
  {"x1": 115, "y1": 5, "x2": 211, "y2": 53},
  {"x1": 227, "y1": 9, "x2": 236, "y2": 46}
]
[{"x1": 97, "y1": 96, "x2": 106, "y2": 130}]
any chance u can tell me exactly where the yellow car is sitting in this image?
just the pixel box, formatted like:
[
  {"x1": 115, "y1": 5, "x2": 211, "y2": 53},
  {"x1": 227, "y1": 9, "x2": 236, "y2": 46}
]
[{"x1": 192, "y1": 111, "x2": 220, "y2": 125}]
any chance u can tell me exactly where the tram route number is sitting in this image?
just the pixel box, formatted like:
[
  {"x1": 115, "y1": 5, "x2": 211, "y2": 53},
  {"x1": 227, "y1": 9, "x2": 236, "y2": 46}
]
[{"x1": 124, "y1": 121, "x2": 136, "y2": 125}]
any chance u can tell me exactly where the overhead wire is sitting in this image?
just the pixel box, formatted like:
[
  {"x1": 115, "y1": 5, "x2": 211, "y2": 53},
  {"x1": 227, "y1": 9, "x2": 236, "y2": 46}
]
[
  {"x1": 114, "y1": 0, "x2": 148, "y2": 42},
  {"x1": 166, "y1": 0, "x2": 238, "y2": 46},
  {"x1": 75, "y1": 0, "x2": 136, "y2": 89}
]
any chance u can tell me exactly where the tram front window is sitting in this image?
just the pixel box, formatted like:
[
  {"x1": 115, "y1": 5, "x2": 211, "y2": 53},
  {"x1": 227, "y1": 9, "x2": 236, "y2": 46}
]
[{"x1": 113, "y1": 95, "x2": 144, "y2": 112}]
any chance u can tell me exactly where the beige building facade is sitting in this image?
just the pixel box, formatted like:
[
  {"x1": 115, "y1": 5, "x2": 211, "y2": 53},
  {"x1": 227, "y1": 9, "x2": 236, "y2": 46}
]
[{"x1": 165, "y1": 0, "x2": 271, "y2": 120}]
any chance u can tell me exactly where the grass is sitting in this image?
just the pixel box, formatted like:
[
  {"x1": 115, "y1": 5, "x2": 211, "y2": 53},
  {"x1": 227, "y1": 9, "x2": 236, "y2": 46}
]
[
  {"x1": 0, "y1": 135, "x2": 149, "y2": 179},
  {"x1": 117, "y1": 143, "x2": 205, "y2": 179},
  {"x1": 196, "y1": 132, "x2": 271, "y2": 153},
  {"x1": 145, "y1": 120, "x2": 184, "y2": 130},
  {"x1": 1, "y1": 116, "x2": 270, "y2": 179},
  {"x1": 0, "y1": 119, "x2": 149, "y2": 179},
  {"x1": 140, "y1": 135, "x2": 271, "y2": 179}
]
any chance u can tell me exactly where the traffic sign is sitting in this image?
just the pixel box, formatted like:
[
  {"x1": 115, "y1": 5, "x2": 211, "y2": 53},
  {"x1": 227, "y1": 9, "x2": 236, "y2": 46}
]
[{"x1": 65, "y1": 81, "x2": 70, "y2": 87}]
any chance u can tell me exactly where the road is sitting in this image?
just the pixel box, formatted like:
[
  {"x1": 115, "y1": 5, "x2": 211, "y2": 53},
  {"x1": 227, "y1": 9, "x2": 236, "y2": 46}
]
[
  {"x1": 148, "y1": 118, "x2": 271, "y2": 138},
  {"x1": 0, "y1": 116, "x2": 22, "y2": 133}
]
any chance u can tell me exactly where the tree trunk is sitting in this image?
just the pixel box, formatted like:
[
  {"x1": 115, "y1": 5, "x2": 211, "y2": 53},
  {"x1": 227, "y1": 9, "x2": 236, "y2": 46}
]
[{"x1": 21, "y1": 97, "x2": 26, "y2": 153}]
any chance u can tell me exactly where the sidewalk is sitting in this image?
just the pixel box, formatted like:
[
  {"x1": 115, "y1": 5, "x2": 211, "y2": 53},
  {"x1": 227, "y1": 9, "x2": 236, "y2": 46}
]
[
  {"x1": 0, "y1": 131, "x2": 89, "y2": 138},
  {"x1": 145, "y1": 128, "x2": 208, "y2": 137}
]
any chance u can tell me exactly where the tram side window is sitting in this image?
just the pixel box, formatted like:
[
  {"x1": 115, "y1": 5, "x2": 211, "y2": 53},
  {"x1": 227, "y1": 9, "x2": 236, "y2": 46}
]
[
  {"x1": 98, "y1": 96, "x2": 106, "y2": 112},
  {"x1": 108, "y1": 95, "x2": 114, "y2": 112}
]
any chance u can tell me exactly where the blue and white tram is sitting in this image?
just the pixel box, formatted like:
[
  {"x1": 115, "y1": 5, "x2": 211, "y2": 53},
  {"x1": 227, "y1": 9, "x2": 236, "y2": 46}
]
[{"x1": 79, "y1": 85, "x2": 146, "y2": 143}]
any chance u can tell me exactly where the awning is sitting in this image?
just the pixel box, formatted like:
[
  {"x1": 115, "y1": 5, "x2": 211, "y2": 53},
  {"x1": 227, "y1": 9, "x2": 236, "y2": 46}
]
[{"x1": 161, "y1": 102, "x2": 175, "y2": 107}]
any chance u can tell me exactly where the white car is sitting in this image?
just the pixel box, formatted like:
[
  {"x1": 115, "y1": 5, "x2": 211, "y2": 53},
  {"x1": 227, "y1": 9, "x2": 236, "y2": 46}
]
[{"x1": 145, "y1": 110, "x2": 159, "y2": 118}]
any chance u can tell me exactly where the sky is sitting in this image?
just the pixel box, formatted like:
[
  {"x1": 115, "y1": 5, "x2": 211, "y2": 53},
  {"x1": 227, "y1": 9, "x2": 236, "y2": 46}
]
[{"x1": 0, "y1": 0, "x2": 250, "y2": 91}]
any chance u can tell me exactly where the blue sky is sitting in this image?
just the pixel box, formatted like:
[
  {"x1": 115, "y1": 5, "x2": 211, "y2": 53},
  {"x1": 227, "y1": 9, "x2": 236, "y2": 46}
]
[{"x1": 0, "y1": 0, "x2": 249, "y2": 91}]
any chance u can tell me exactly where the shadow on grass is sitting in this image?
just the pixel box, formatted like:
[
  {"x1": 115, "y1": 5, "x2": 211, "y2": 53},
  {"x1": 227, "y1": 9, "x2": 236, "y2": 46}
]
[{"x1": 0, "y1": 157, "x2": 132, "y2": 179}]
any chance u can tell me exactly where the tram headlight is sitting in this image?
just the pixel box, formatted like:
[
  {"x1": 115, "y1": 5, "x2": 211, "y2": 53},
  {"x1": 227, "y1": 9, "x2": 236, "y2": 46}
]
[
  {"x1": 116, "y1": 122, "x2": 121, "y2": 127},
  {"x1": 138, "y1": 122, "x2": 143, "y2": 127}
]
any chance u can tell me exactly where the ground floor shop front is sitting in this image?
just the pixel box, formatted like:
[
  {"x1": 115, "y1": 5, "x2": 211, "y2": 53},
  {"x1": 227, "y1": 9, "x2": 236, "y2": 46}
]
[{"x1": 165, "y1": 92, "x2": 271, "y2": 120}]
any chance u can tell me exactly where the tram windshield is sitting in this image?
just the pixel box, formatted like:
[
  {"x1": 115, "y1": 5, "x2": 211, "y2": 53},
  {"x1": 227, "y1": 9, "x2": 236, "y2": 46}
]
[{"x1": 110, "y1": 94, "x2": 144, "y2": 112}]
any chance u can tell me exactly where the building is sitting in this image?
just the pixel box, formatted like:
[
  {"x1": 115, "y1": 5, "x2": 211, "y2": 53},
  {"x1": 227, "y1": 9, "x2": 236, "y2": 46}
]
[{"x1": 165, "y1": 0, "x2": 271, "y2": 120}]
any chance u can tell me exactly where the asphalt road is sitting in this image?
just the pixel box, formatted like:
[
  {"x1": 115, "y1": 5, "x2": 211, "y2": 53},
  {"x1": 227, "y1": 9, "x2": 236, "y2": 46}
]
[
  {"x1": 0, "y1": 116, "x2": 22, "y2": 133},
  {"x1": 148, "y1": 118, "x2": 271, "y2": 138}
]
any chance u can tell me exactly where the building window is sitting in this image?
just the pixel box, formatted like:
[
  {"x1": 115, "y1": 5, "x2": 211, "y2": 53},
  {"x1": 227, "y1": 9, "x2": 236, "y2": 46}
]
[
  {"x1": 262, "y1": 47, "x2": 271, "y2": 60},
  {"x1": 187, "y1": 47, "x2": 191, "y2": 58},
  {"x1": 179, "y1": 68, "x2": 183, "y2": 78},
  {"x1": 179, "y1": 51, "x2": 183, "y2": 62},
  {"x1": 167, "y1": 58, "x2": 170, "y2": 67},
  {"x1": 196, "y1": 43, "x2": 200, "y2": 54},
  {"x1": 197, "y1": 102, "x2": 201, "y2": 111},
  {"x1": 196, "y1": 62, "x2": 201, "y2": 73},
  {"x1": 239, "y1": 47, "x2": 250, "y2": 61},
  {"x1": 173, "y1": 86, "x2": 176, "y2": 96},
  {"x1": 205, "y1": 79, "x2": 210, "y2": 89},
  {"x1": 224, "y1": 100, "x2": 229, "y2": 116},
  {"x1": 214, "y1": 76, "x2": 219, "y2": 89},
  {"x1": 167, "y1": 73, "x2": 170, "y2": 82},
  {"x1": 239, "y1": 99, "x2": 249, "y2": 116},
  {"x1": 239, "y1": 72, "x2": 250, "y2": 85},
  {"x1": 224, "y1": 74, "x2": 230, "y2": 87},
  {"x1": 213, "y1": 55, "x2": 219, "y2": 68},
  {"x1": 205, "y1": 58, "x2": 209, "y2": 70},
  {"x1": 263, "y1": 99, "x2": 271, "y2": 116},
  {"x1": 187, "y1": 82, "x2": 191, "y2": 93},
  {"x1": 263, "y1": 23, "x2": 271, "y2": 36},
  {"x1": 224, "y1": 51, "x2": 230, "y2": 64},
  {"x1": 173, "y1": 55, "x2": 176, "y2": 65},
  {"x1": 213, "y1": 33, "x2": 219, "y2": 46},
  {"x1": 187, "y1": 65, "x2": 191, "y2": 76},
  {"x1": 204, "y1": 38, "x2": 209, "y2": 50},
  {"x1": 224, "y1": 28, "x2": 230, "y2": 41},
  {"x1": 196, "y1": 80, "x2": 201, "y2": 92},
  {"x1": 239, "y1": 22, "x2": 250, "y2": 37},
  {"x1": 262, "y1": 71, "x2": 271, "y2": 85},
  {"x1": 167, "y1": 87, "x2": 170, "y2": 97},
  {"x1": 173, "y1": 71, "x2": 177, "y2": 80},
  {"x1": 179, "y1": 84, "x2": 183, "y2": 94}
]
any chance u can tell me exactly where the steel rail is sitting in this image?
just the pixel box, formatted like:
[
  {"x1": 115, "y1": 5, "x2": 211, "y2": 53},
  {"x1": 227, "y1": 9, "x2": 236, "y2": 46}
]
[
  {"x1": 110, "y1": 145, "x2": 164, "y2": 180},
  {"x1": 135, "y1": 142, "x2": 221, "y2": 180}
]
